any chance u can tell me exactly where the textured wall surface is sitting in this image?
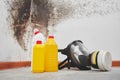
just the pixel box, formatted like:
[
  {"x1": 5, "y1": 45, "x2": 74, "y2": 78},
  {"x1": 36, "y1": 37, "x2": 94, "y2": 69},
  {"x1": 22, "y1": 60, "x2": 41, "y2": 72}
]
[{"x1": 0, "y1": 0, "x2": 120, "y2": 61}]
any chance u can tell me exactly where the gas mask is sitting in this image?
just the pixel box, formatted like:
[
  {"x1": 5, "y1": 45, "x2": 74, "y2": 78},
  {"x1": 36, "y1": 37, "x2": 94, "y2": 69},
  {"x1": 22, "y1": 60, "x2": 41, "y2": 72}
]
[{"x1": 58, "y1": 40, "x2": 112, "y2": 71}]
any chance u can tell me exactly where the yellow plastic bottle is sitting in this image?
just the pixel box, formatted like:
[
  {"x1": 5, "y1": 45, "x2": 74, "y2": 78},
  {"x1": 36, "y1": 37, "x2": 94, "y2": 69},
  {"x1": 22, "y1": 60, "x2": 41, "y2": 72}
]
[
  {"x1": 45, "y1": 36, "x2": 58, "y2": 72},
  {"x1": 31, "y1": 40, "x2": 45, "y2": 73}
]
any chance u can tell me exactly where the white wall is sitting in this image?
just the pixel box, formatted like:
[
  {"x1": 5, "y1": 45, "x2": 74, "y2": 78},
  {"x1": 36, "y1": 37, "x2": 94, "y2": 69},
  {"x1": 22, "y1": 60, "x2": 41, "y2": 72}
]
[
  {"x1": 0, "y1": 0, "x2": 120, "y2": 61},
  {"x1": 55, "y1": 13, "x2": 120, "y2": 61}
]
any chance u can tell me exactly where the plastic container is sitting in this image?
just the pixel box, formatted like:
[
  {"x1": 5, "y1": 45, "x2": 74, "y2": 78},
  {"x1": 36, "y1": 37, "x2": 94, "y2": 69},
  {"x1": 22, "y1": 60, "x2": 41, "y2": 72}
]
[
  {"x1": 89, "y1": 50, "x2": 112, "y2": 71},
  {"x1": 45, "y1": 36, "x2": 58, "y2": 72},
  {"x1": 32, "y1": 28, "x2": 46, "y2": 48},
  {"x1": 31, "y1": 40, "x2": 45, "y2": 73}
]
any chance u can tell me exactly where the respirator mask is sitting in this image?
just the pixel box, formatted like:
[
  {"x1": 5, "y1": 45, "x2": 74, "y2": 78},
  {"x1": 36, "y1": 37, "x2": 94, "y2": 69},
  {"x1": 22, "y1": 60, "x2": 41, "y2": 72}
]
[{"x1": 58, "y1": 40, "x2": 112, "y2": 71}]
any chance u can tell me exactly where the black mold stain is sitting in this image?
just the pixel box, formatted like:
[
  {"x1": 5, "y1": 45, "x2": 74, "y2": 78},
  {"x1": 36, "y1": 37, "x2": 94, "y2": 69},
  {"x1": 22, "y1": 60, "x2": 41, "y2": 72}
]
[
  {"x1": 7, "y1": 0, "x2": 72, "y2": 50},
  {"x1": 7, "y1": 0, "x2": 119, "y2": 50},
  {"x1": 31, "y1": 0, "x2": 53, "y2": 36},
  {"x1": 8, "y1": 0, "x2": 31, "y2": 50}
]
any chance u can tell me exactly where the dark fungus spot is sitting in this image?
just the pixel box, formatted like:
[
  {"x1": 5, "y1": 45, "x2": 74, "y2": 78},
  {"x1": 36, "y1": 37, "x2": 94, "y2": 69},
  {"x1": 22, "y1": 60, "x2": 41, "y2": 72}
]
[
  {"x1": 8, "y1": 0, "x2": 31, "y2": 50},
  {"x1": 7, "y1": 0, "x2": 71, "y2": 50}
]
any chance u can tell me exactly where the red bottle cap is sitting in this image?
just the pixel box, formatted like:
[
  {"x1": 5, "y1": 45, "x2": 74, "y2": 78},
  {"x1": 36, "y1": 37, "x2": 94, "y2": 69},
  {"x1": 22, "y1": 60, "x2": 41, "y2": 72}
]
[
  {"x1": 34, "y1": 31, "x2": 40, "y2": 35},
  {"x1": 48, "y1": 36, "x2": 54, "y2": 38},
  {"x1": 36, "y1": 40, "x2": 42, "y2": 44},
  {"x1": 34, "y1": 28, "x2": 40, "y2": 35}
]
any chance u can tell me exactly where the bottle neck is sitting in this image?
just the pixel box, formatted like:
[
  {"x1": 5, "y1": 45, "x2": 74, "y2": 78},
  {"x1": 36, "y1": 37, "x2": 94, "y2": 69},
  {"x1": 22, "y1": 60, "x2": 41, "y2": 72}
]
[
  {"x1": 48, "y1": 38, "x2": 54, "y2": 41},
  {"x1": 48, "y1": 36, "x2": 55, "y2": 41},
  {"x1": 46, "y1": 38, "x2": 56, "y2": 44}
]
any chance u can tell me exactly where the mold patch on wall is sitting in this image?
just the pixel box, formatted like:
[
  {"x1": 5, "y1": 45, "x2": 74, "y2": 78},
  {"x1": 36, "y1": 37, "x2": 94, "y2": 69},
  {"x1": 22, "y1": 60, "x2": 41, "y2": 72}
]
[
  {"x1": 7, "y1": 0, "x2": 31, "y2": 50},
  {"x1": 6, "y1": 0, "x2": 120, "y2": 51},
  {"x1": 6, "y1": 0, "x2": 72, "y2": 50}
]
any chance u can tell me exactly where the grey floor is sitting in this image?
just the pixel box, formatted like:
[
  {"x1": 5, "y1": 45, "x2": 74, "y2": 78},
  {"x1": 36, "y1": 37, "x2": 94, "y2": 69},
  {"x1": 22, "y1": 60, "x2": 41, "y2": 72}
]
[{"x1": 0, "y1": 67, "x2": 120, "y2": 80}]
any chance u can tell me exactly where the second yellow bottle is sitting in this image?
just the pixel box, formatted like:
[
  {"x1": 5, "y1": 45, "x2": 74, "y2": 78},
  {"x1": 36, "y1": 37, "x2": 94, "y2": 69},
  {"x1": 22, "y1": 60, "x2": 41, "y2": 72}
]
[{"x1": 45, "y1": 36, "x2": 58, "y2": 72}]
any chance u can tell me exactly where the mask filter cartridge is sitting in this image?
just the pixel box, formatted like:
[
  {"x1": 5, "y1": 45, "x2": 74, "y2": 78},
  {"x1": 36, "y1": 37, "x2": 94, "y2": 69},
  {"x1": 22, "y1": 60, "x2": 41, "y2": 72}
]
[{"x1": 89, "y1": 50, "x2": 112, "y2": 71}]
